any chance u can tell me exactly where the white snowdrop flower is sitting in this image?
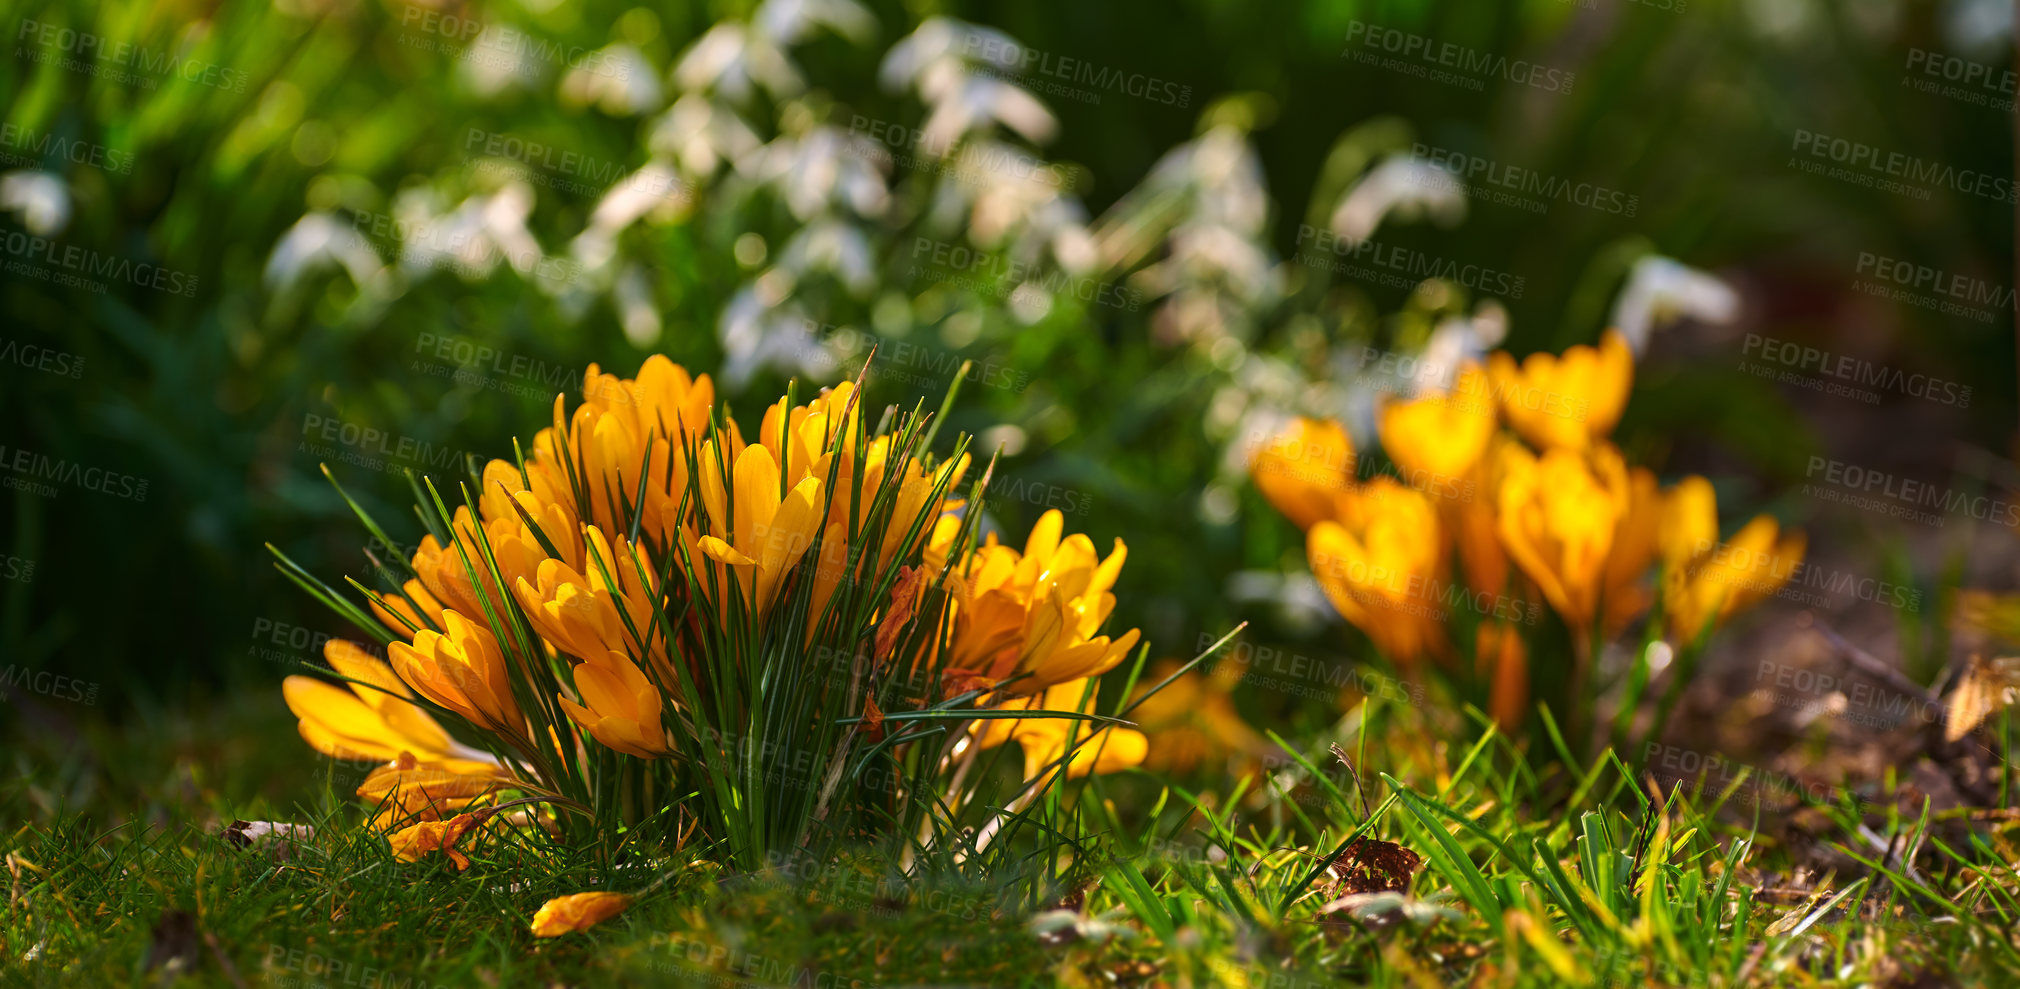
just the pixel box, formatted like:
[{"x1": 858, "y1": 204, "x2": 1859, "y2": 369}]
[
  {"x1": 757, "y1": 0, "x2": 875, "y2": 46},
  {"x1": 750, "y1": 126, "x2": 890, "y2": 221},
  {"x1": 1329, "y1": 155, "x2": 1466, "y2": 246},
  {"x1": 718, "y1": 290, "x2": 836, "y2": 387},
  {"x1": 880, "y1": 18, "x2": 1023, "y2": 92},
  {"x1": 263, "y1": 211, "x2": 384, "y2": 291},
  {"x1": 915, "y1": 69, "x2": 1056, "y2": 151},
  {"x1": 1610, "y1": 255, "x2": 1740, "y2": 356},
  {"x1": 460, "y1": 24, "x2": 544, "y2": 95},
  {"x1": 392, "y1": 184, "x2": 548, "y2": 282},
  {"x1": 650, "y1": 95, "x2": 765, "y2": 179},
  {"x1": 561, "y1": 45, "x2": 662, "y2": 115},
  {"x1": 675, "y1": 23, "x2": 803, "y2": 104},
  {"x1": 587, "y1": 163, "x2": 690, "y2": 235},
  {"x1": 0, "y1": 171, "x2": 69, "y2": 235},
  {"x1": 1413, "y1": 307, "x2": 1508, "y2": 396},
  {"x1": 776, "y1": 220, "x2": 877, "y2": 295}
]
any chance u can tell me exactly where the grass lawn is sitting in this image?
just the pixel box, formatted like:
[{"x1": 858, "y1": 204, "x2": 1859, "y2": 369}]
[{"x1": 5, "y1": 678, "x2": 2009, "y2": 988}]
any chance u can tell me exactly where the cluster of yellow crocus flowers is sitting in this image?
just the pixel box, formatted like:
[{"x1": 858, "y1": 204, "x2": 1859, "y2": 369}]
[
  {"x1": 283, "y1": 356, "x2": 1149, "y2": 871},
  {"x1": 1253, "y1": 331, "x2": 1803, "y2": 725}
]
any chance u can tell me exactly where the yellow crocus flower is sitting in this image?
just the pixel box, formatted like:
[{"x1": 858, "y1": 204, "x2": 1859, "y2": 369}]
[
  {"x1": 1451, "y1": 435, "x2": 1524, "y2": 600},
  {"x1": 1598, "y1": 466, "x2": 1662, "y2": 635},
  {"x1": 356, "y1": 751, "x2": 512, "y2": 829},
  {"x1": 1477, "y1": 622, "x2": 1529, "y2": 731},
  {"x1": 946, "y1": 510, "x2": 1139, "y2": 694},
  {"x1": 1307, "y1": 477, "x2": 1448, "y2": 664},
  {"x1": 1658, "y1": 475, "x2": 1720, "y2": 572},
  {"x1": 370, "y1": 579, "x2": 447, "y2": 638},
  {"x1": 1663, "y1": 504, "x2": 1805, "y2": 641},
  {"x1": 558, "y1": 650, "x2": 669, "y2": 759},
  {"x1": 390, "y1": 610, "x2": 526, "y2": 740},
  {"x1": 1496, "y1": 443, "x2": 1627, "y2": 630},
  {"x1": 283, "y1": 640, "x2": 467, "y2": 764},
  {"x1": 1486, "y1": 330, "x2": 1632, "y2": 451},
  {"x1": 512, "y1": 526, "x2": 661, "y2": 663},
  {"x1": 693, "y1": 442, "x2": 825, "y2": 618},
  {"x1": 1378, "y1": 364, "x2": 1496, "y2": 490},
  {"x1": 387, "y1": 811, "x2": 486, "y2": 870},
  {"x1": 973, "y1": 678, "x2": 1147, "y2": 781},
  {"x1": 1251, "y1": 417, "x2": 1356, "y2": 530}
]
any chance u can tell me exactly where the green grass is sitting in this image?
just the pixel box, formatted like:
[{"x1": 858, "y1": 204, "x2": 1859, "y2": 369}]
[{"x1": 6, "y1": 686, "x2": 2014, "y2": 987}]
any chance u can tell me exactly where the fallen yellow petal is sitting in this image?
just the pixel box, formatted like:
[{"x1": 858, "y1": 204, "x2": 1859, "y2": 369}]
[{"x1": 529, "y1": 891, "x2": 635, "y2": 937}]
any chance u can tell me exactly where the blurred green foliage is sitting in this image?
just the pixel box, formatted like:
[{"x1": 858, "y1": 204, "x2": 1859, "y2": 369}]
[{"x1": 0, "y1": 0, "x2": 2008, "y2": 733}]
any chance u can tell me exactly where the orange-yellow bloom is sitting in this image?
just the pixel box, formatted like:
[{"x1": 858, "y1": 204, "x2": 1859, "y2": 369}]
[
  {"x1": 390, "y1": 611, "x2": 526, "y2": 740},
  {"x1": 1598, "y1": 466, "x2": 1662, "y2": 635},
  {"x1": 1251, "y1": 417, "x2": 1355, "y2": 530},
  {"x1": 1307, "y1": 478, "x2": 1449, "y2": 664},
  {"x1": 948, "y1": 510, "x2": 1139, "y2": 694},
  {"x1": 356, "y1": 752, "x2": 512, "y2": 828},
  {"x1": 1496, "y1": 444, "x2": 1627, "y2": 629},
  {"x1": 558, "y1": 650, "x2": 670, "y2": 758},
  {"x1": 973, "y1": 678, "x2": 1147, "y2": 781},
  {"x1": 1487, "y1": 330, "x2": 1632, "y2": 451},
  {"x1": 1477, "y1": 622, "x2": 1529, "y2": 731},
  {"x1": 1379, "y1": 365, "x2": 1496, "y2": 488},
  {"x1": 1663, "y1": 507, "x2": 1805, "y2": 641},
  {"x1": 369, "y1": 579, "x2": 447, "y2": 638},
  {"x1": 530, "y1": 892, "x2": 635, "y2": 937},
  {"x1": 512, "y1": 527, "x2": 661, "y2": 663},
  {"x1": 387, "y1": 811, "x2": 486, "y2": 870},
  {"x1": 694, "y1": 442, "x2": 825, "y2": 618},
  {"x1": 284, "y1": 641, "x2": 470, "y2": 764}
]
